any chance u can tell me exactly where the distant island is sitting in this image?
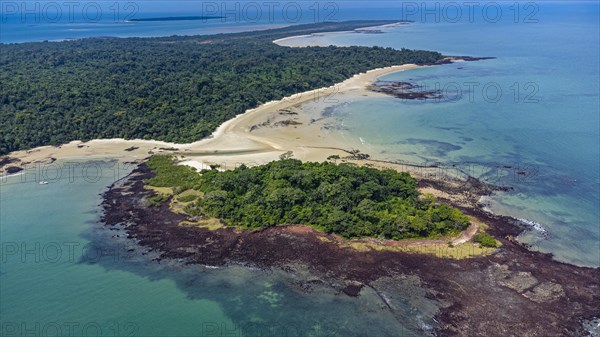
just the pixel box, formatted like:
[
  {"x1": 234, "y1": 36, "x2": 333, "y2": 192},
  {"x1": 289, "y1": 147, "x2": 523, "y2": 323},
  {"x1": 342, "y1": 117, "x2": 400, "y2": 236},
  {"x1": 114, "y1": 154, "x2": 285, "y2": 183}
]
[
  {"x1": 129, "y1": 16, "x2": 226, "y2": 22},
  {"x1": 102, "y1": 153, "x2": 599, "y2": 337}
]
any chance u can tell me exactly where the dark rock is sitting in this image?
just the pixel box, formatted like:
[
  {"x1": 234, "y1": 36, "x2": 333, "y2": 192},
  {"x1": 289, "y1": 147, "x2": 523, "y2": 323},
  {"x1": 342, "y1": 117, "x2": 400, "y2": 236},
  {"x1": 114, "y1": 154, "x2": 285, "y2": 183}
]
[
  {"x1": 5, "y1": 166, "x2": 23, "y2": 174},
  {"x1": 99, "y1": 162, "x2": 600, "y2": 337},
  {"x1": 342, "y1": 282, "x2": 364, "y2": 297}
]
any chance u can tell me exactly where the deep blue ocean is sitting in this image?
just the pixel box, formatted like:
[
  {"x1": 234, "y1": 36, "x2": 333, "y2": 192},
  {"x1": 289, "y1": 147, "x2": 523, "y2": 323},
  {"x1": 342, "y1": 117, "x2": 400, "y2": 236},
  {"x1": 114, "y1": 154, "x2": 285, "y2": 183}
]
[{"x1": 1, "y1": 1, "x2": 598, "y2": 336}]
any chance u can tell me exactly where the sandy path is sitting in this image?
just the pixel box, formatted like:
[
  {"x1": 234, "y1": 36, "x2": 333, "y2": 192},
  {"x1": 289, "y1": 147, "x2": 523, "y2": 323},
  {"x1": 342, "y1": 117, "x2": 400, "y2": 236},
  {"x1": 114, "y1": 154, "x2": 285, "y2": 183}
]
[
  {"x1": 452, "y1": 222, "x2": 480, "y2": 245},
  {"x1": 342, "y1": 220, "x2": 480, "y2": 248}
]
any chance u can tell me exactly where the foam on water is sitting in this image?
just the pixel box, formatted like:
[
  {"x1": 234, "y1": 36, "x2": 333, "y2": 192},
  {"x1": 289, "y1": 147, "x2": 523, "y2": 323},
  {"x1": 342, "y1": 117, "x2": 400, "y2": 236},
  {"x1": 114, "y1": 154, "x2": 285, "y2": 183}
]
[{"x1": 515, "y1": 218, "x2": 549, "y2": 236}]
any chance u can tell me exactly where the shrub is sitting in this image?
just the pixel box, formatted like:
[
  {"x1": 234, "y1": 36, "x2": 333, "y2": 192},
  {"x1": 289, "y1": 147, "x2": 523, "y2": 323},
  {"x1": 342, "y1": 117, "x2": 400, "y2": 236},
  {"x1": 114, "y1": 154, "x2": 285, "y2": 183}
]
[
  {"x1": 148, "y1": 194, "x2": 169, "y2": 207},
  {"x1": 474, "y1": 233, "x2": 497, "y2": 247}
]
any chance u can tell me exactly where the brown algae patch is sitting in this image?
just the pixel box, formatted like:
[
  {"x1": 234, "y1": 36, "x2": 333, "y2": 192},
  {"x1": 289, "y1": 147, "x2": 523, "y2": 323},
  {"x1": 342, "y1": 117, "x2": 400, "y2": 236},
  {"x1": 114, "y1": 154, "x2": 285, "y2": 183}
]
[{"x1": 344, "y1": 241, "x2": 496, "y2": 258}]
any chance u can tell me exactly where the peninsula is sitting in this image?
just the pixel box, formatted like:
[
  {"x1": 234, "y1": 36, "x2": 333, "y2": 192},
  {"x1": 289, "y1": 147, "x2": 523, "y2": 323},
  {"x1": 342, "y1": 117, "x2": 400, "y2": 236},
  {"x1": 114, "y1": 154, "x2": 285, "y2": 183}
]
[{"x1": 128, "y1": 16, "x2": 225, "y2": 22}]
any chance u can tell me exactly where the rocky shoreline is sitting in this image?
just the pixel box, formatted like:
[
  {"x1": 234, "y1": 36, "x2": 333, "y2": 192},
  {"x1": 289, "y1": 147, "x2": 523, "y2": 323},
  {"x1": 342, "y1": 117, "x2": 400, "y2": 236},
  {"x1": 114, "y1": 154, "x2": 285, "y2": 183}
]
[
  {"x1": 368, "y1": 56, "x2": 497, "y2": 101},
  {"x1": 369, "y1": 81, "x2": 445, "y2": 100},
  {"x1": 100, "y1": 162, "x2": 599, "y2": 336}
]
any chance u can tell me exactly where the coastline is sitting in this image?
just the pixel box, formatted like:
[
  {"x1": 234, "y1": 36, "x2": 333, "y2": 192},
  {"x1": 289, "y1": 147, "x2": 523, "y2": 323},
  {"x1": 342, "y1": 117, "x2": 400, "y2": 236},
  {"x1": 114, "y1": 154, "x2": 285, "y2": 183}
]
[
  {"x1": 1, "y1": 63, "x2": 423, "y2": 175},
  {"x1": 272, "y1": 21, "x2": 410, "y2": 48},
  {"x1": 2, "y1": 28, "x2": 598, "y2": 336},
  {"x1": 86, "y1": 55, "x2": 599, "y2": 334}
]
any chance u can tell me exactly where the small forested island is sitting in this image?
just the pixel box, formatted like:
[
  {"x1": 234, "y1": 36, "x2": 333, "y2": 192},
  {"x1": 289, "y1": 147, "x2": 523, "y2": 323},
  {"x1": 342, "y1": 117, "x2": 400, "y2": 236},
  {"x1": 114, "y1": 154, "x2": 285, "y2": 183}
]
[
  {"x1": 2, "y1": 19, "x2": 598, "y2": 336},
  {"x1": 0, "y1": 20, "x2": 443, "y2": 155},
  {"x1": 129, "y1": 16, "x2": 225, "y2": 22},
  {"x1": 101, "y1": 155, "x2": 599, "y2": 336},
  {"x1": 145, "y1": 155, "x2": 471, "y2": 239}
]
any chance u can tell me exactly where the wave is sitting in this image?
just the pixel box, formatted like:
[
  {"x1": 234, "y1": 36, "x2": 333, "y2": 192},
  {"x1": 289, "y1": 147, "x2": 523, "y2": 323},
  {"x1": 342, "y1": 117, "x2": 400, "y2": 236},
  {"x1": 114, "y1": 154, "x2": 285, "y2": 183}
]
[
  {"x1": 203, "y1": 265, "x2": 221, "y2": 270},
  {"x1": 478, "y1": 200, "x2": 549, "y2": 238},
  {"x1": 515, "y1": 217, "x2": 548, "y2": 235}
]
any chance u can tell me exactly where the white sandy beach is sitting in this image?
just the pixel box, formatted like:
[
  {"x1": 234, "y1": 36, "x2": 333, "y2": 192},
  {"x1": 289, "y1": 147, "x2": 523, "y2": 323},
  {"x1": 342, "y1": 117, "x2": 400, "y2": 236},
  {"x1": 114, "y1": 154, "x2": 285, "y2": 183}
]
[
  {"x1": 273, "y1": 33, "x2": 333, "y2": 47},
  {"x1": 2, "y1": 64, "x2": 424, "y2": 174}
]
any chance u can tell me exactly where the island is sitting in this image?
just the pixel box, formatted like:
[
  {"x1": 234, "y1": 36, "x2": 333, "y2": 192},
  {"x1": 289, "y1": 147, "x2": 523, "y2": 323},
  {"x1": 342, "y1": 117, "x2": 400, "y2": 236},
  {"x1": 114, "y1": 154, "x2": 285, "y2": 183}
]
[{"x1": 128, "y1": 16, "x2": 226, "y2": 22}]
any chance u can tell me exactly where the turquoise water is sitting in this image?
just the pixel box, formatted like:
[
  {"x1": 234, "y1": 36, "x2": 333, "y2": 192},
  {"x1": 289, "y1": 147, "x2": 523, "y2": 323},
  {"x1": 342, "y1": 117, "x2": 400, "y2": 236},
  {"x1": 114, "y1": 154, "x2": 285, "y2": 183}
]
[
  {"x1": 288, "y1": 2, "x2": 600, "y2": 266},
  {"x1": 0, "y1": 162, "x2": 435, "y2": 336}
]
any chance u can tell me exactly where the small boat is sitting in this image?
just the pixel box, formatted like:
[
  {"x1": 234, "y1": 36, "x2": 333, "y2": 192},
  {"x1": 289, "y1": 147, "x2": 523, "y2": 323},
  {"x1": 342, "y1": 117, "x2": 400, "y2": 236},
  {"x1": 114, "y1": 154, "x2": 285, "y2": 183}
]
[{"x1": 39, "y1": 181, "x2": 49, "y2": 185}]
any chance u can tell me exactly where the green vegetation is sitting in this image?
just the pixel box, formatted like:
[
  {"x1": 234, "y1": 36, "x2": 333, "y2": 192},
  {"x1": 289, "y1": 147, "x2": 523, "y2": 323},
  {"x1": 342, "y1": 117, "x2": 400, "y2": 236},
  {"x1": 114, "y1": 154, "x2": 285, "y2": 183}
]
[
  {"x1": 146, "y1": 155, "x2": 470, "y2": 239},
  {"x1": 0, "y1": 20, "x2": 444, "y2": 155},
  {"x1": 148, "y1": 194, "x2": 170, "y2": 207},
  {"x1": 474, "y1": 232, "x2": 498, "y2": 247},
  {"x1": 177, "y1": 194, "x2": 198, "y2": 203},
  {"x1": 146, "y1": 155, "x2": 201, "y2": 192}
]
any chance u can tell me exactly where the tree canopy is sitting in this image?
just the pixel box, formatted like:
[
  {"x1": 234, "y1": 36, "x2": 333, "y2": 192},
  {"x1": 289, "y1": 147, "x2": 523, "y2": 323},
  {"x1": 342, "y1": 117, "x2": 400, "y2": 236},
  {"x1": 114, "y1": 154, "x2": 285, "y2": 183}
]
[
  {"x1": 0, "y1": 21, "x2": 443, "y2": 155},
  {"x1": 146, "y1": 156, "x2": 470, "y2": 240}
]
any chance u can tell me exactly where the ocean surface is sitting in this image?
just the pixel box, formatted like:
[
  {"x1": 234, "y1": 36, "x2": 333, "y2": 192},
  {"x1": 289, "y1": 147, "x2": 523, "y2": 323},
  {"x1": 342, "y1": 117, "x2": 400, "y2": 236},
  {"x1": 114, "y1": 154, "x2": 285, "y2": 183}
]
[
  {"x1": 1, "y1": 1, "x2": 599, "y2": 336},
  {"x1": 285, "y1": 1, "x2": 600, "y2": 268}
]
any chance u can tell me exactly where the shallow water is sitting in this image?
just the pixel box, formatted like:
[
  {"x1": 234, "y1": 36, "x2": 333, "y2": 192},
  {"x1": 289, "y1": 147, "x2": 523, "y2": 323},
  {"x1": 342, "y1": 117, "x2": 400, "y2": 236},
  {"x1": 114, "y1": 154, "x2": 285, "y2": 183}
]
[{"x1": 287, "y1": 2, "x2": 600, "y2": 267}]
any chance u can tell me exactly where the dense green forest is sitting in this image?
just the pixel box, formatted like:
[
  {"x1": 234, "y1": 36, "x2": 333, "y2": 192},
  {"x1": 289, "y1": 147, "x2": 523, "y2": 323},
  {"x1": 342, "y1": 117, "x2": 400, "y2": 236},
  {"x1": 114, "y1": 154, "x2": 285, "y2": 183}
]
[
  {"x1": 146, "y1": 156, "x2": 471, "y2": 239},
  {"x1": 0, "y1": 20, "x2": 444, "y2": 155}
]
